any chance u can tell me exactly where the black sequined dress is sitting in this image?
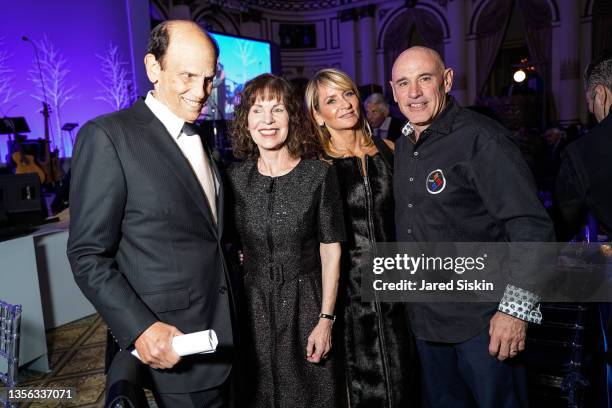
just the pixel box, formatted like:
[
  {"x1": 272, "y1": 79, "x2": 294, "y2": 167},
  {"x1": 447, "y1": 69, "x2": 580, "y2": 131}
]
[
  {"x1": 227, "y1": 159, "x2": 345, "y2": 408},
  {"x1": 330, "y1": 138, "x2": 420, "y2": 408}
]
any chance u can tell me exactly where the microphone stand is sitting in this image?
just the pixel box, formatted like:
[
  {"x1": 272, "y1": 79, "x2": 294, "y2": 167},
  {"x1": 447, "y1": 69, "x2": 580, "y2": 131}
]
[
  {"x1": 22, "y1": 36, "x2": 53, "y2": 146},
  {"x1": 23, "y1": 36, "x2": 59, "y2": 192}
]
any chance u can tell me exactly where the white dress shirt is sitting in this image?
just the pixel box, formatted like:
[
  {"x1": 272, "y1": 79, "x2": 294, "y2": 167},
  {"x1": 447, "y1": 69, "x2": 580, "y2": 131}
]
[{"x1": 145, "y1": 92, "x2": 217, "y2": 223}]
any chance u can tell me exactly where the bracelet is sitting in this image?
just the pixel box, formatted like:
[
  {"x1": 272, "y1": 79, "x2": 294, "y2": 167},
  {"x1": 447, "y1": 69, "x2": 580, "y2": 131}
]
[{"x1": 319, "y1": 313, "x2": 336, "y2": 322}]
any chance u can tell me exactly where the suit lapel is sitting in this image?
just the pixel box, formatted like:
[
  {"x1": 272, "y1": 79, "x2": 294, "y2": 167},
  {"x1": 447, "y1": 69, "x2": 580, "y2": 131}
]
[
  {"x1": 200, "y1": 134, "x2": 224, "y2": 236},
  {"x1": 132, "y1": 101, "x2": 218, "y2": 238}
]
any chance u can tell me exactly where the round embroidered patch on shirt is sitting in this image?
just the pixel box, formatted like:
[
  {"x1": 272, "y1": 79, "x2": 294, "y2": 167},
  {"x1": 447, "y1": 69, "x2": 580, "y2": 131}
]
[{"x1": 426, "y1": 169, "x2": 446, "y2": 194}]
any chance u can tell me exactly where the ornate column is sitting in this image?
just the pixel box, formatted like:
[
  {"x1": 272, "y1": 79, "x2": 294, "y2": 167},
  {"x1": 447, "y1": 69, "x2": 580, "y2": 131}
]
[
  {"x1": 126, "y1": 0, "x2": 151, "y2": 96},
  {"x1": 376, "y1": 48, "x2": 386, "y2": 91},
  {"x1": 338, "y1": 8, "x2": 359, "y2": 82},
  {"x1": 553, "y1": 0, "x2": 581, "y2": 125},
  {"x1": 579, "y1": 6, "x2": 593, "y2": 123},
  {"x1": 357, "y1": 4, "x2": 377, "y2": 86},
  {"x1": 466, "y1": 33, "x2": 478, "y2": 104},
  {"x1": 376, "y1": 5, "x2": 397, "y2": 97},
  {"x1": 445, "y1": 0, "x2": 468, "y2": 105}
]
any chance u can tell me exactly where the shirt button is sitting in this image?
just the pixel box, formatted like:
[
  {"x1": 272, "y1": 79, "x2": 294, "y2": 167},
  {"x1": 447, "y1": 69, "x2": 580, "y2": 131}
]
[
  {"x1": 409, "y1": 177, "x2": 414, "y2": 182},
  {"x1": 413, "y1": 151, "x2": 419, "y2": 157},
  {"x1": 219, "y1": 286, "x2": 228, "y2": 294},
  {"x1": 408, "y1": 203, "x2": 413, "y2": 208}
]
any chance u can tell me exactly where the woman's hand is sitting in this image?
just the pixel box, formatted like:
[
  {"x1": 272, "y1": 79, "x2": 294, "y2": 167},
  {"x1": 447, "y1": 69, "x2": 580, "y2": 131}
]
[{"x1": 306, "y1": 318, "x2": 333, "y2": 363}]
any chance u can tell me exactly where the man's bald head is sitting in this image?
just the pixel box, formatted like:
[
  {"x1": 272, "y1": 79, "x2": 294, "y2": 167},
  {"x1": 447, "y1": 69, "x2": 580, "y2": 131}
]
[
  {"x1": 147, "y1": 20, "x2": 219, "y2": 69},
  {"x1": 389, "y1": 45, "x2": 453, "y2": 137},
  {"x1": 392, "y1": 46, "x2": 445, "y2": 79}
]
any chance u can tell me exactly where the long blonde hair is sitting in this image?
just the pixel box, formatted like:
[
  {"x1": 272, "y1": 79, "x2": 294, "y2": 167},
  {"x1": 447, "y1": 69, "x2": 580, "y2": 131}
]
[{"x1": 304, "y1": 68, "x2": 373, "y2": 158}]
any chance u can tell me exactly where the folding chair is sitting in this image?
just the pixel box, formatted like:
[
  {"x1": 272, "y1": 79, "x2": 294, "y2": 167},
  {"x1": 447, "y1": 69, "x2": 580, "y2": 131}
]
[{"x1": 0, "y1": 300, "x2": 22, "y2": 408}]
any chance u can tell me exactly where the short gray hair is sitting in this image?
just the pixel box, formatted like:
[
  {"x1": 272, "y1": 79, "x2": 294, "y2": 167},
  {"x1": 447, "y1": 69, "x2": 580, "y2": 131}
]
[
  {"x1": 584, "y1": 52, "x2": 612, "y2": 93},
  {"x1": 364, "y1": 93, "x2": 389, "y2": 115}
]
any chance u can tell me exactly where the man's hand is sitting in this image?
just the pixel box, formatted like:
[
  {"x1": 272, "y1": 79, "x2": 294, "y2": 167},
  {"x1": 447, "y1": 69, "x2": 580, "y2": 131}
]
[
  {"x1": 488, "y1": 311, "x2": 527, "y2": 361},
  {"x1": 134, "y1": 321, "x2": 183, "y2": 369}
]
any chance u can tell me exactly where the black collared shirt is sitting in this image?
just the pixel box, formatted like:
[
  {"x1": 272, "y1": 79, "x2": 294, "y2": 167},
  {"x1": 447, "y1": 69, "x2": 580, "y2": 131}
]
[{"x1": 394, "y1": 97, "x2": 554, "y2": 342}]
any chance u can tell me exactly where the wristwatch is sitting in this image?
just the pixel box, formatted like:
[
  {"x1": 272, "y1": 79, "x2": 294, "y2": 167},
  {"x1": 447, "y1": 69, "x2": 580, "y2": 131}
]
[{"x1": 319, "y1": 313, "x2": 336, "y2": 322}]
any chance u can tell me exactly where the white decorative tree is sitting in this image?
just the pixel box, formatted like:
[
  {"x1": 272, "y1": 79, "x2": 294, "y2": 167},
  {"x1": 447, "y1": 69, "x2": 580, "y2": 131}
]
[
  {"x1": 236, "y1": 41, "x2": 256, "y2": 83},
  {"x1": 0, "y1": 37, "x2": 23, "y2": 112},
  {"x1": 28, "y1": 35, "x2": 79, "y2": 157},
  {"x1": 95, "y1": 43, "x2": 137, "y2": 111}
]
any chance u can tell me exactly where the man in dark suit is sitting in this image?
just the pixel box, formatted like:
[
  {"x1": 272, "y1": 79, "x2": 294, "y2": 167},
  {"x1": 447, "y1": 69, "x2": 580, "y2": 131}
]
[
  {"x1": 67, "y1": 20, "x2": 233, "y2": 407},
  {"x1": 363, "y1": 92, "x2": 404, "y2": 142},
  {"x1": 556, "y1": 52, "x2": 612, "y2": 238}
]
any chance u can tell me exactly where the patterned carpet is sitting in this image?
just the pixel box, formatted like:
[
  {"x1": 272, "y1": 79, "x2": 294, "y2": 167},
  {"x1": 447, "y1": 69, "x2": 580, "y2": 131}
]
[
  {"x1": 16, "y1": 314, "x2": 156, "y2": 408},
  {"x1": 11, "y1": 311, "x2": 601, "y2": 406},
  {"x1": 16, "y1": 314, "x2": 107, "y2": 407}
]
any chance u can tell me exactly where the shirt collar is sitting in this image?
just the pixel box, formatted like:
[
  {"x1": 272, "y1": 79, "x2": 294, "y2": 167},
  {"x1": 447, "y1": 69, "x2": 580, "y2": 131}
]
[
  {"x1": 145, "y1": 91, "x2": 185, "y2": 139},
  {"x1": 401, "y1": 121, "x2": 416, "y2": 143},
  {"x1": 424, "y1": 95, "x2": 460, "y2": 135},
  {"x1": 401, "y1": 95, "x2": 460, "y2": 144}
]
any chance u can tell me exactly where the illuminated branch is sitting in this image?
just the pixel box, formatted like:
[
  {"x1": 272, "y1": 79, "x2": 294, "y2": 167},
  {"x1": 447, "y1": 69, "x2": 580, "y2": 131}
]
[
  {"x1": 28, "y1": 35, "x2": 79, "y2": 155},
  {"x1": 96, "y1": 43, "x2": 137, "y2": 111},
  {"x1": 0, "y1": 37, "x2": 23, "y2": 109}
]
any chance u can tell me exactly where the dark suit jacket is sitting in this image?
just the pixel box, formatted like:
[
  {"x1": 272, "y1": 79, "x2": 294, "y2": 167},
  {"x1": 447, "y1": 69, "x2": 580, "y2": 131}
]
[
  {"x1": 67, "y1": 99, "x2": 233, "y2": 393},
  {"x1": 385, "y1": 116, "x2": 405, "y2": 142},
  {"x1": 555, "y1": 112, "x2": 612, "y2": 239}
]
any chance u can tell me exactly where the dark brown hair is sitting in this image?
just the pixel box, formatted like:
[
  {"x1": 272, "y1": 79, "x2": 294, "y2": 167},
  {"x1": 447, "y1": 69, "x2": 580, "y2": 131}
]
[
  {"x1": 147, "y1": 20, "x2": 219, "y2": 68},
  {"x1": 230, "y1": 73, "x2": 320, "y2": 160}
]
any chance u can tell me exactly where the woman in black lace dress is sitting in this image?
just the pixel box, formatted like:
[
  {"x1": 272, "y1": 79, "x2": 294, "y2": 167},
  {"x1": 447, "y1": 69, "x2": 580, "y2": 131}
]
[
  {"x1": 227, "y1": 74, "x2": 345, "y2": 408},
  {"x1": 305, "y1": 68, "x2": 420, "y2": 408}
]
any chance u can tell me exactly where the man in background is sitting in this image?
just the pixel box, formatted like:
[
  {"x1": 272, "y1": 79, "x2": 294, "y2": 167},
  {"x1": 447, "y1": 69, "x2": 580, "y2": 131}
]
[
  {"x1": 556, "y1": 51, "x2": 612, "y2": 238},
  {"x1": 363, "y1": 92, "x2": 404, "y2": 141},
  {"x1": 555, "y1": 53, "x2": 612, "y2": 407}
]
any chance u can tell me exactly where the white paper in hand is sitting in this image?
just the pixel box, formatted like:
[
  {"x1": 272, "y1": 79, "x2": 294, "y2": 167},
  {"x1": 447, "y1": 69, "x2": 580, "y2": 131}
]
[{"x1": 131, "y1": 329, "x2": 218, "y2": 361}]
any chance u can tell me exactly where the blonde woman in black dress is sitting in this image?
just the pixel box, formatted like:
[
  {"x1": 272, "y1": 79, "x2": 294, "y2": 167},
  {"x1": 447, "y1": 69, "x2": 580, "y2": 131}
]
[
  {"x1": 227, "y1": 74, "x2": 345, "y2": 408},
  {"x1": 305, "y1": 68, "x2": 419, "y2": 408}
]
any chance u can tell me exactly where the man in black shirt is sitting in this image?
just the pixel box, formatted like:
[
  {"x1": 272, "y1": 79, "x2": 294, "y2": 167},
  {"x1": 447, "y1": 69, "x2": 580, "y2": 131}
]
[
  {"x1": 556, "y1": 52, "x2": 612, "y2": 239},
  {"x1": 391, "y1": 46, "x2": 554, "y2": 407}
]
